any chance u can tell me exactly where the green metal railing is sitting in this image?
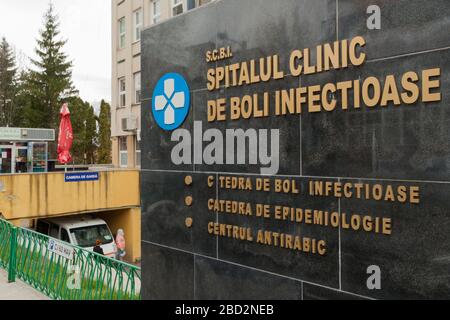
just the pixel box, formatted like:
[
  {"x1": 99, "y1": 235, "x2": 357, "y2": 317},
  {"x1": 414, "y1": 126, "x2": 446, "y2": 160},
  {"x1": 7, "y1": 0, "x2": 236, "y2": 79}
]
[
  {"x1": 0, "y1": 219, "x2": 13, "y2": 273},
  {"x1": 0, "y1": 219, "x2": 141, "y2": 300}
]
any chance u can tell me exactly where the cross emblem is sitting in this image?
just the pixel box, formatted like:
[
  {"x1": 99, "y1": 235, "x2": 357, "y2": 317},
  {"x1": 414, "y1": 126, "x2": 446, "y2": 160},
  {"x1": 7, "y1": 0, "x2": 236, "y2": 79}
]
[{"x1": 154, "y1": 78, "x2": 186, "y2": 125}]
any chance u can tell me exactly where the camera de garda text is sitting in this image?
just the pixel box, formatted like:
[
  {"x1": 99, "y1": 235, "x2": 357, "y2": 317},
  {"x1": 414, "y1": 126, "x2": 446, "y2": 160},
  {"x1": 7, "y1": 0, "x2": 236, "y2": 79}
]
[{"x1": 206, "y1": 36, "x2": 441, "y2": 122}]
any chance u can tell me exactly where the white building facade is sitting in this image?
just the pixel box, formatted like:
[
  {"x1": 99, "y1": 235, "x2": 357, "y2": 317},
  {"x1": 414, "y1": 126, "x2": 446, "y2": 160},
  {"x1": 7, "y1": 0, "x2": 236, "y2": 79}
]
[{"x1": 111, "y1": 0, "x2": 214, "y2": 168}]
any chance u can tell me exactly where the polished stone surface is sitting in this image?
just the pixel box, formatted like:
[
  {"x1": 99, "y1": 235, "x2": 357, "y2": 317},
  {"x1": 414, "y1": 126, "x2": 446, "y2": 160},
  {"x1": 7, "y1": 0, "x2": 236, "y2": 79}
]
[
  {"x1": 215, "y1": 0, "x2": 336, "y2": 73},
  {"x1": 141, "y1": 98, "x2": 194, "y2": 172},
  {"x1": 141, "y1": 171, "x2": 217, "y2": 258},
  {"x1": 192, "y1": 79, "x2": 302, "y2": 176},
  {"x1": 216, "y1": 176, "x2": 340, "y2": 288},
  {"x1": 195, "y1": 256, "x2": 302, "y2": 300},
  {"x1": 302, "y1": 49, "x2": 450, "y2": 181},
  {"x1": 339, "y1": 0, "x2": 450, "y2": 60},
  {"x1": 141, "y1": 0, "x2": 450, "y2": 300},
  {"x1": 141, "y1": 242, "x2": 194, "y2": 300},
  {"x1": 141, "y1": 3, "x2": 218, "y2": 99},
  {"x1": 340, "y1": 180, "x2": 450, "y2": 299},
  {"x1": 302, "y1": 283, "x2": 367, "y2": 300}
]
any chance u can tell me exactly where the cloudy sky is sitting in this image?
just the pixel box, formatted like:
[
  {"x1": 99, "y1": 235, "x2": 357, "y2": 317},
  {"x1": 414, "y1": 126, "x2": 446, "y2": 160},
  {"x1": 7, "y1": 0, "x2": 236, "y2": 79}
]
[{"x1": 0, "y1": 0, "x2": 111, "y2": 108}]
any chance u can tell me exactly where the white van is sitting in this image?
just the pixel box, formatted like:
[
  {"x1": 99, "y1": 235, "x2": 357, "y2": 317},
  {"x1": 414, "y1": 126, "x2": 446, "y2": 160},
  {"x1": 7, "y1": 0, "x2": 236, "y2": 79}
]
[{"x1": 35, "y1": 216, "x2": 117, "y2": 259}]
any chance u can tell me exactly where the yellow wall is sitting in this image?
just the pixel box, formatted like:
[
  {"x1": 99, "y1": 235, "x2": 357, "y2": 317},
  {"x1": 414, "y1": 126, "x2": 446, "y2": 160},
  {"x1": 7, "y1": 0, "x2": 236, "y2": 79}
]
[
  {"x1": 127, "y1": 135, "x2": 136, "y2": 169},
  {"x1": 112, "y1": 136, "x2": 137, "y2": 169},
  {"x1": 112, "y1": 137, "x2": 119, "y2": 168},
  {"x1": 96, "y1": 208, "x2": 141, "y2": 263},
  {"x1": 0, "y1": 170, "x2": 140, "y2": 220},
  {"x1": 0, "y1": 170, "x2": 142, "y2": 262}
]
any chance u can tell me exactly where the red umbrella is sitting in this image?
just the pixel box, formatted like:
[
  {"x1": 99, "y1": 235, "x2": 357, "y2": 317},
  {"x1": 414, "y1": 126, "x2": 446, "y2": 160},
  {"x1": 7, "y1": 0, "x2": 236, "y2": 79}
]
[{"x1": 57, "y1": 103, "x2": 73, "y2": 164}]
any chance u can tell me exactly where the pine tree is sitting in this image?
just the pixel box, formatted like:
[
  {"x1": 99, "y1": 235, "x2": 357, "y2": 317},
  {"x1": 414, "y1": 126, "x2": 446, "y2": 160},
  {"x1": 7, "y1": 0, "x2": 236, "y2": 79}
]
[
  {"x1": 66, "y1": 97, "x2": 83, "y2": 162},
  {"x1": 68, "y1": 97, "x2": 98, "y2": 164},
  {"x1": 26, "y1": 3, "x2": 77, "y2": 131},
  {"x1": 85, "y1": 103, "x2": 98, "y2": 164},
  {"x1": 0, "y1": 37, "x2": 17, "y2": 126},
  {"x1": 97, "y1": 100, "x2": 112, "y2": 164},
  {"x1": 12, "y1": 70, "x2": 31, "y2": 127}
]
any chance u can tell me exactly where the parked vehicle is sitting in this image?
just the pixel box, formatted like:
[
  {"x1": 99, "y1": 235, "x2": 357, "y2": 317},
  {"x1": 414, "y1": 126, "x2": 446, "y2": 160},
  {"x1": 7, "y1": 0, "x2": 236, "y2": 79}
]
[{"x1": 35, "y1": 216, "x2": 117, "y2": 258}]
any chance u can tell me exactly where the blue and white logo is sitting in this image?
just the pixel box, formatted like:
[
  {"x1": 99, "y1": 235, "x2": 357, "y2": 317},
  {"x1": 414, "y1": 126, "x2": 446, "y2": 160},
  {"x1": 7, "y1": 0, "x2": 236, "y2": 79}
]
[{"x1": 152, "y1": 73, "x2": 191, "y2": 131}]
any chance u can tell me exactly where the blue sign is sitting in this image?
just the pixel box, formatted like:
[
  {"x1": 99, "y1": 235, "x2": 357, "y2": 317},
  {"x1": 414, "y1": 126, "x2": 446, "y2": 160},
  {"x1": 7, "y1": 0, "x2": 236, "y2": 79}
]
[
  {"x1": 64, "y1": 172, "x2": 99, "y2": 182},
  {"x1": 151, "y1": 72, "x2": 191, "y2": 131}
]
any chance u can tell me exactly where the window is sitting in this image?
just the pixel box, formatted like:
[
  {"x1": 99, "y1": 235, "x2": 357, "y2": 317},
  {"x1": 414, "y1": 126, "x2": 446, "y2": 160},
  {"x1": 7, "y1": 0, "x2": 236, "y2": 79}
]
[
  {"x1": 70, "y1": 225, "x2": 114, "y2": 248},
  {"x1": 134, "y1": 72, "x2": 141, "y2": 104},
  {"x1": 187, "y1": 0, "x2": 196, "y2": 10},
  {"x1": 61, "y1": 229, "x2": 70, "y2": 243},
  {"x1": 118, "y1": 17, "x2": 126, "y2": 48},
  {"x1": 119, "y1": 136, "x2": 128, "y2": 168},
  {"x1": 133, "y1": 8, "x2": 142, "y2": 42},
  {"x1": 50, "y1": 224, "x2": 59, "y2": 239},
  {"x1": 36, "y1": 221, "x2": 50, "y2": 236},
  {"x1": 199, "y1": 0, "x2": 213, "y2": 6},
  {"x1": 152, "y1": 0, "x2": 161, "y2": 24},
  {"x1": 172, "y1": 0, "x2": 184, "y2": 16},
  {"x1": 135, "y1": 136, "x2": 141, "y2": 167},
  {"x1": 15, "y1": 143, "x2": 28, "y2": 174},
  {"x1": 119, "y1": 78, "x2": 126, "y2": 107}
]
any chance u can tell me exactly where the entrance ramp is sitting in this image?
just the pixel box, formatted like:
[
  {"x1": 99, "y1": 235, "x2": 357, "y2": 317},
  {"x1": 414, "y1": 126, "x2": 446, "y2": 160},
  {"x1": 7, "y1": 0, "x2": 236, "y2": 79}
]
[{"x1": 0, "y1": 219, "x2": 141, "y2": 300}]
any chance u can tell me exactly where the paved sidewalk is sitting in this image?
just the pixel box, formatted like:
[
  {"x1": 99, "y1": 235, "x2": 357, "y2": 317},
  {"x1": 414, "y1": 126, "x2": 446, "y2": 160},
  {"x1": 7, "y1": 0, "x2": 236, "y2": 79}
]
[{"x1": 0, "y1": 269, "x2": 50, "y2": 300}]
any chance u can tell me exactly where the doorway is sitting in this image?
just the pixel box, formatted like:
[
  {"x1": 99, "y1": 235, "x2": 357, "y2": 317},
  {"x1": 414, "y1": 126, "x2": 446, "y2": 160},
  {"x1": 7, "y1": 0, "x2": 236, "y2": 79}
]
[{"x1": 0, "y1": 145, "x2": 13, "y2": 174}]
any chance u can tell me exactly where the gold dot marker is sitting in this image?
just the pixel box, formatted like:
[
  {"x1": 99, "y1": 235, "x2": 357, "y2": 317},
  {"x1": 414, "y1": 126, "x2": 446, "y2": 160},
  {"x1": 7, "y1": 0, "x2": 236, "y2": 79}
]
[
  {"x1": 185, "y1": 217, "x2": 193, "y2": 228},
  {"x1": 184, "y1": 175, "x2": 193, "y2": 186},
  {"x1": 185, "y1": 196, "x2": 193, "y2": 207}
]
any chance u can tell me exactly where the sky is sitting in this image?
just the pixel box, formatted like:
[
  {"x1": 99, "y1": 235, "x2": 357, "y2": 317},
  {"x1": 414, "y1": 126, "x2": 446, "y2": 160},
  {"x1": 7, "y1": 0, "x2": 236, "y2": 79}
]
[{"x1": 0, "y1": 0, "x2": 111, "y2": 111}]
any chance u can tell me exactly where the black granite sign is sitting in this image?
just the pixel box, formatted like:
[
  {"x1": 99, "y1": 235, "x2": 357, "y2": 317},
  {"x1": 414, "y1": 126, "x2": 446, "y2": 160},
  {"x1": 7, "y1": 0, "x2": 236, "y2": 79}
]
[{"x1": 141, "y1": 0, "x2": 450, "y2": 300}]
